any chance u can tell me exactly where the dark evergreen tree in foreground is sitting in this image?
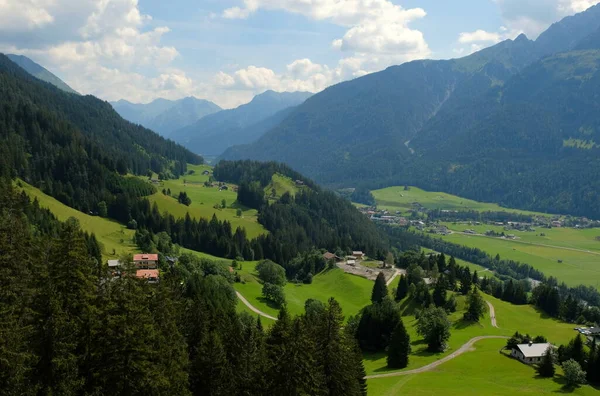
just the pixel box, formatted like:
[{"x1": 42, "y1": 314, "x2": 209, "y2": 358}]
[
  {"x1": 537, "y1": 346, "x2": 556, "y2": 378},
  {"x1": 464, "y1": 288, "x2": 486, "y2": 322},
  {"x1": 395, "y1": 274, "x2": 409, "y2": 301},
  {"x1": 0, "y1": 179, "x2": 369, "y2": 396},
  {"x1": 387, "y1": 320, "x2": 411, "y2": 369},
  {"x1": 372, "y1": 272, "x2": 388, "y2": 303}
]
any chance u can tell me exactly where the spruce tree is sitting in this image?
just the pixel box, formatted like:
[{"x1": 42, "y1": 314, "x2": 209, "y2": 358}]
[
  {"x1": 460, "y1": 267, "x2": 472, "y2": 295},
  {"x1": 387, "y1": 319, "x2": 411, "y2": 369},
  {"x1": 464, "y1": 287, "x2": 486, "y2": 322},
  {"x1": 372, "y1": 272, "x2": 388, "y2": 303},
  {"x1": 537, "y1": 346, "x2": 556, "y2": 377},
  {"x1": 395, "y1": 274, "x2": 409, "y2": 301},
  {"x1": 433, "y1": 277, "x2": 448, "y2": 308}
]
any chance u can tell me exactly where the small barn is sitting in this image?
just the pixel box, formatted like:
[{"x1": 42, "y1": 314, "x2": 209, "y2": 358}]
[{"x1": 511, "y1": 342, "x2": 552, "y2": 364}]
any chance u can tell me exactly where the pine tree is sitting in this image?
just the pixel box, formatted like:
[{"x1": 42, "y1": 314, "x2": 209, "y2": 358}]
[
  {"x1": 387, "y1": 319, "x2": 411, "y2": 369},
  {"x1": 537, "y1": 346, "x2": 556, "y2": 377},
  {"x1": 433, "y1": 276, "x2": 448, "y2": 308},
  {"x1": 460, "y1": 267, "x2": 472, "y2": 295},
  {"x1": 395, "y1": 274, "x2": 409, "y2": 301},
  {"x1": 437, "y1": 253, "x2": 446, "y2": 273},
  {"x1": 0, "y1": 192, "x2": 38, "y2": 395},
  {"x1": 447, "y1": 256, "x2": 457, "y2": 290},
  {"x1": 371, "y1": 272, "x2": 388, "y2": 303},
  {"x1": 472, "y1": 270, "x2": 479, "y2": 286},
  {"x1": 464, "y1": 288, "x2": 486, "y2": 322}
]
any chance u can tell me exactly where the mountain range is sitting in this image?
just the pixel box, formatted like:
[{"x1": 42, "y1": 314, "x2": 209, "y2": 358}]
[
  {"x1": 169, "y1": 90, "x2": 313, "y2": 156},
  {"x1": 221, "y1": 4, "x2": 600, "y2": 219},
  {"x1": 6, "y1": 54, "x2": 78, "y2": 94},
  {"x1": 111, "y1": 97, "x2": 222, "y2": 137}
]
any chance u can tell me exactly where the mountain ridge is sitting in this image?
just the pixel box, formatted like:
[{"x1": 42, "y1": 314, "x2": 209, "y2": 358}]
[
  {"x1": 170, "y1": 90, "x2": 313, "y2": 156},
  {"x1": 220, "y1": 5, "x2": 600, "y2": 219},
  {"x1": 111, "y1": 96, "x2": 222, "y2": 137},
  {"x1": 6, "y1": 54, "x2": 78, "y2": 94}
]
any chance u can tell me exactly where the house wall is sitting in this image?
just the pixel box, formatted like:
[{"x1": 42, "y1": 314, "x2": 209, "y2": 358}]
[{"x1": 134, "y1": 260, "x2": 158, "y2": 269}]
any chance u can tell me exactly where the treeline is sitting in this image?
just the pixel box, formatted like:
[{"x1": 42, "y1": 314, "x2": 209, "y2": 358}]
[
  {"x1": 0, "y1": 53, "x2": 200, "y2": 214},
  {"x1": 427, "y1": 209, "x2": 534, "y2": 223},
  {"x1": 386, "y1": 226, "x2": 600, "y2": 322},
  {"x1": 0, "y1": 179, "x2": 368, "y2": 395},
  {"x1": 383, "y1": 226, "x2": 545, "y2": 281}
]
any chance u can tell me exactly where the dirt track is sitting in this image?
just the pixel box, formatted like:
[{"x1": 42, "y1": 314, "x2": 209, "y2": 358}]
[{"x1": 236, "y1": 291, "x2": 278, "y2": 321}]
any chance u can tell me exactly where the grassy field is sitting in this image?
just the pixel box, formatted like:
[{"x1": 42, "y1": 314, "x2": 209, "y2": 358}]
[
  {"x1": 147, "y1": 164, "x2": 267, "y2": 238},
  {"x1": 16, "y1": 180, "x2": 138, "y2": 261},
  {"x1": 367, "y1": 338, "x2": 598, "y2": 395},
  {"x1": 372, "y1": 186, "x2": 546, "y2": 217},
  {"x1": 363, "y1": 293, "x2": 579, "y2": 377},
  {"x1": 234, "y1": 261, "x2": 376, "y2": 319},
  {"x1": 437, "y1": 232, "x2": 600, "y2": 289},
  {"x1": 265, "y1": 173, "x2": 301, "y2": 201},
  {"x1": 441, "y1": 222, "x2": 600, "y2": 253}
]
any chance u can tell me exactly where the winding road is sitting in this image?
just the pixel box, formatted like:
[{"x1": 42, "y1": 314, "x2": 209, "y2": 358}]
[
  {"x1": 365, "y1": 300, "x2": 504, "y2": 379},
  {"x1": 487, "y1": 301, "x2": 499, "y2": 328},
  {"x1": 365, "y1": 335, "x2": 508, "y2": 379},
  {"x1": 386, "y1": 269, "x2": 402, "y2": 286},
  {"x1": 236, "y1": 284, "x2": 505, "y2": 379},
  {"x1": 236, "y1": 291, "x2": 278, "y2": 321}
]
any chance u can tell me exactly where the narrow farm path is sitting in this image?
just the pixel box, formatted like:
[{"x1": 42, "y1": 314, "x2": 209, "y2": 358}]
[
  {"x1": 236, "y1": 291, "x2": 278, "y2": 321},
  {"x1": 365, "y1": 336, "x2": 509, "y2": 379},
  {"x1": 387, "y1": 269, "x2": 402, "y2": 286},
  {"x1": 487, "y1": 301, "x2": 499, "y2": 328}
]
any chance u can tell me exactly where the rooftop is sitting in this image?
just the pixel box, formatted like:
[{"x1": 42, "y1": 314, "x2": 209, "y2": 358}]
[
  {"x1": 107, "y1": 260, "x2": 121, "y2": 267},
  {"x1": 516, "y1": 343, "x2": 552, "y2": 358},
  {"x1": 133, "y1": 253, "x2": 159, "y2": 261},
  {"x1": 136, "y1": 269, "x2": 159, "y2": 279}
]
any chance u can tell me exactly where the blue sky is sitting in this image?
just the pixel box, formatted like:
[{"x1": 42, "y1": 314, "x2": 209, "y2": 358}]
[{"x1": 0, "y1": 0, "x2": 597, "y2": 108}]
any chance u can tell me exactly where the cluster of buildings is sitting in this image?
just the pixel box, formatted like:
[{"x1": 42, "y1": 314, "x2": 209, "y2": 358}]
[
  {"x1": 322, "y1": 250, "x2": 365, "y2": 266},
  {"x1": 107, "y1": 254, "x2": 160, "y2": 284},
  {"x1": 357, "y1": 207, "x2": 409, "y2": 226}
]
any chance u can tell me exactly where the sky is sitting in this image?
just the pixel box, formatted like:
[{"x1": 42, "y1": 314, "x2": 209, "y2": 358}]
[{"x1": 0, "y1": 0, "x2": 598, "y2": 108}]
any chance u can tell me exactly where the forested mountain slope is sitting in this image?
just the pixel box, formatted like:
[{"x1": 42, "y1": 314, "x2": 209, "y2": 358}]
[
  {"x1": 111, "y1": 97, "x2": 222, "y2": 136},
  {"x1": 221, "y1": 5, "x2": 600, "y2": 218},
  {"x1": 7, "y1": 54, "x2": 78, "y2": 94},
  {"x1": 171, "y1": 90, "x2": 312, "y2": 156},
  {"x1": 0, "y1": 53, "x2": 201, "y2": 215}
]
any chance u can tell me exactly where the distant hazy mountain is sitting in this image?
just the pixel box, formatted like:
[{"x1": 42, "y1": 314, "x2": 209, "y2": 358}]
[
  {"x1": 111, "y1": 97, "x2": 222, "y2": 136},
  {"x1": 170, "y1": 90, "x2": 313, "y2": 156},
  {"x1": 7, "y1": 54, "x2": 78, "y2": 94},
  {"x1": 221, "y1": 4, "x2": 600, "y2": 219}
]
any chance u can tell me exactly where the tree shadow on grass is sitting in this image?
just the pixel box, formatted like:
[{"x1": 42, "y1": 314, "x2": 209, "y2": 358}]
[
  {"x1": 257, "y1": 296, "x2": 282, "y2": 311},
  {"x1": 452, "y1": 318, "x2": 483, "y2": 331}
]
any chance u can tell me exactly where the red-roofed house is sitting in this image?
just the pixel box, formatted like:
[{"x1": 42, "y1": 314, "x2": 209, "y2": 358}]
[
  {"x1": 136, "y1": 269, "x2": 159, "y2": 284},
  {"x1": 133, "y1": 254, "x2": 159, "y2": 269}
]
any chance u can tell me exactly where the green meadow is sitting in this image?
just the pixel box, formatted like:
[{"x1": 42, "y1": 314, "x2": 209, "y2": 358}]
[
  {"x1": 147, "y1": 164, "x2": 267, "y2": 238},
  {"x1": 367, "y1": 338, "x2": 598, "y2": 395},
  {"x1": 441, "y1": 222, "x2": 600, "y2": 253},
  {"x1": 234, "y1": 261, "x2": 375, "y2": 319},
  {"x1": 363, "y1": 293, "x2": 579, "y2": 377},
  {"x1": 16, "y1": 180, "x2": 137, "y2": 261},
  {"x1": 438, "y1": 232, "x2": 600, "y2": 289},
  {"x1": 372, "y1": 186, "x2": 546, "y2": 217}
]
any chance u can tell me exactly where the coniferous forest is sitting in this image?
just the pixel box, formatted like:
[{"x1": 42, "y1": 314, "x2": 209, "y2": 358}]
[{"x1": 0, "y1": 178, "x2": 367, "y2": 396}]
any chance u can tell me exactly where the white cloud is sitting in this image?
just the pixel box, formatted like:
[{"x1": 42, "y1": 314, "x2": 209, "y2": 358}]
[
  {"x1": 219, "y1": 0, "x2": 431, "y2": 97},
  {"x1": 0, "y1": 0, "x2": 55, "y2": 31},
  {"x1": 458, "y1": 30, "x2": 502, "y2": 44},
  {"x1": 494, "y1": 0, "x2": 600, "y2": 38},
  {"x1": 0, "y1": 0, "x2": 189, "y2": 104}
]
